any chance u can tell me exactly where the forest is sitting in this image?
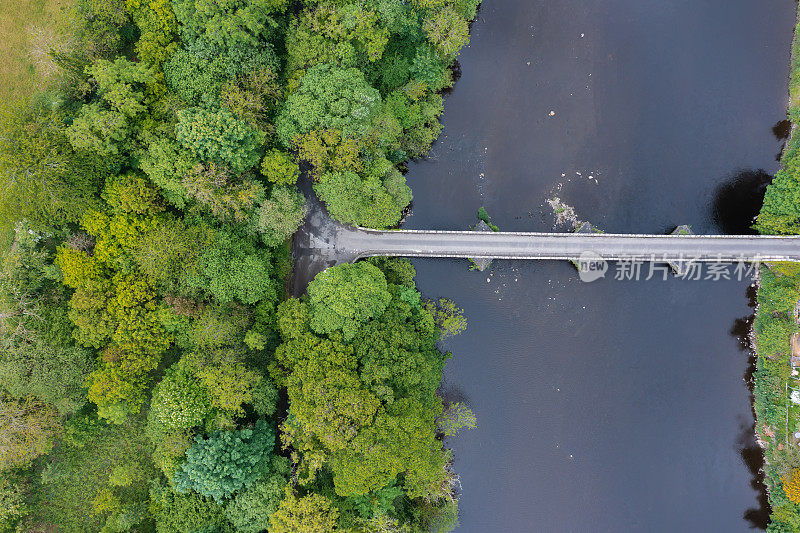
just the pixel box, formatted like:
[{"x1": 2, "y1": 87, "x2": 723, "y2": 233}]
[{"x1": 0, "y1": 0, "x2": 478, "y2": 531}]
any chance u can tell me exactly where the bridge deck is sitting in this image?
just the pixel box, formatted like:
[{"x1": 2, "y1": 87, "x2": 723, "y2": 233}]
[{"x1": 340, "y1": 229, "x2": 800, "y2": 262}]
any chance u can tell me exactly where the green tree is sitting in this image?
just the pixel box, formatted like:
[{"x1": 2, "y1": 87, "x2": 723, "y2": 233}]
[
  {"x1": 422, "y1": 6, "x2": 470, "y2": 59},
  {"x1": 0, "y1": 473, "x2": 28, "y2": 531},
  {"x1": 148, "y1": 359, "x2": 213, "y2": 432},
  {"x1": 182, "y1": 162, "x2": 265, "y2": 224},
  {"x1": 284, "y1": 2, "x2": 390, "y2": 75},
  {"x1": 424, "y1": 298, "x2": 468, "y2": 339},
  {"x1": 254, "y1": 186, "x2": 307, "y2": 246},
  {"x1": 173, "y1": 419, "x2": 277, "y2": 501},
  {"x1": 261, "y1": 149, "x2": 300, "y2": 185},
  {"x1": 86, "y1": 57, "x2": 155, "y2": 117},
  {"x1": 67, "y1": 103, "x2": 131, "y2": 156},
  {"x1": 176, "y1": 107, "x2": 265, "y2": 172},
  {"x1": 276, "y1": 63, "x2": 381, "y2": 146},
  {"x1": 0, "y1": 397, "x2": 61, "y2": 471},
  {"x1": 0, "y1": 105, "x2": 105, "y2": 227},
  {"x1": 0, "y1": 341, "x2": 94, "y2": 416},
  {"x1": 149, "y1": 484, "x2": 229, "y2": 533},
  {"x1": 225, "y1": 456, "x2": 290, "y2": 532},
  {"x1": 189, "y1": 349, "x2": 264, "y2": 416},
  {"x1": 269, "y1": 490, "x2": 339, "y2": 533},
  {"x1": 184, "y1": 228, "x2": 275, "y2": 305},
  {"x1": 436, "y1": 403, "x2": 476, "y2": 436},
  {"x1": 307, "y1": 262, "x2": 392, "y2": 340},
  {"x1": 314, "y1": 168, "x2": 411, "y2": 228}
]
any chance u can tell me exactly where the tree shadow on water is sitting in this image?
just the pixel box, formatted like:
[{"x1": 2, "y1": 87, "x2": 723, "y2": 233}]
[
  {"x1": 712, "y1": 169, "x2": 773, "y2": 235},
  {"x1": 731, "y1": 284, "x2": 770, "y2": 529}
]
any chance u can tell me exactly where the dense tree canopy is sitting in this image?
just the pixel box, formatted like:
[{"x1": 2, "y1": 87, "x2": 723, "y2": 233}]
[{"x1": 0, "y1": 0, "x2": 477, "y2": 529}]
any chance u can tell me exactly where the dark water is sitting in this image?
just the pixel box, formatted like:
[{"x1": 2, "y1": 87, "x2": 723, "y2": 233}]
[{"x1": 401, "y1": 1, "x2": 797, "y2": 531}]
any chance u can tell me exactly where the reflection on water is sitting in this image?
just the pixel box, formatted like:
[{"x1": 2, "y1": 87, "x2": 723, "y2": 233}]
[
  {"x1": 773, "y1": 119, "x2": 792, "y2": 140},
  {"x1": 731, "y1": 285, "x2": 769, "y2": 529},
  {"x1": 712, "y1": 170, "x2": 772, "y2": 235}
]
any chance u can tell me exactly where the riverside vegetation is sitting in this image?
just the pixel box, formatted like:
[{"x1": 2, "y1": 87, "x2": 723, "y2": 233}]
[
  {"x1": 0, "y1": 0, "x2": 478, "y2": 531},
  {"x1": 752, "y1": 9, "x2": 800, "y2": 532}
]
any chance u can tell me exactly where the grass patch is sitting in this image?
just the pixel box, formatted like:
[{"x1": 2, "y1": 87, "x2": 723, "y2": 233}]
[{"x1": 0, "y1": 0, "x2": 74, "y2": 103}]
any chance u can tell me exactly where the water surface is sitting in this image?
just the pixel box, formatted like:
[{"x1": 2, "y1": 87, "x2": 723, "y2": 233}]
[{"x1": 402, "y1": 1, "x2": 797, "y2": 530}]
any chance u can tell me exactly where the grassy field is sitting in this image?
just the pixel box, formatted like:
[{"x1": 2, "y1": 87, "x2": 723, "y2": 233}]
[{"x1": 0, "y1": 0, "x2": 74, "y2": 104}]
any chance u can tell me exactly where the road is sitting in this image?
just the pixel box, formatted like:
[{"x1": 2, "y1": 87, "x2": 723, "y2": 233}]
[{"x1": 340, "y1": 228, "x2": 800, "y2": 262}]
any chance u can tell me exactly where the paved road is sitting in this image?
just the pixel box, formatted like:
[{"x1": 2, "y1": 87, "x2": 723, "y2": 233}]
[{"x1": 340, "y1": 228, "x2": 800, "y2": 262}]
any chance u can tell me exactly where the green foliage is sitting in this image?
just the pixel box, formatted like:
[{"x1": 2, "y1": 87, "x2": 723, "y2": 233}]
[
  {"x1": 165, "y1": 45, "x2": 279, "y2": 107},
  {"x1": 26, "y1": 414, "x2": 154, "y2": 532},
  {"x1": 254, "y1": 185, "x2": 307, "y2": 246},
  {"x1": 0, "y1": 397, "x2": 61, "y2": 471},
  {"x1": 138, "y1": 136, "x2": 197, "y2": 207},
  {"x1": 66, "y1": 58, "x2": 155, "y2": 157},
  {"x1": 754, "y1": 314, "x2": 797, "y2": 359},
  {"x1": 422, "y1": 6, "x2": 470, "y2": 59},
  {"x1": 126, "y1": 0, "x2": 178, "y2": 66},
  {"x1": 225, "y1": 456, "x2": 290, "y2": 532},
  {"x1": 269, "y1": 490, "x2": 340, "y2": 533},
  {"x1": 315, "y1": 167, "x2": 412, "y2": 228},
  {"x1": 0, "y1": 222, "x2": 95, "y2": 415},
  {"x1": 221, "y1": 68, "x2": 282, "y2": 129},
  {"x1": 67, "y1": 103, "x2": 131, "y2": 156},
  {"x1": 182, "y1": 163, "x2": 265, "y2": 224},
  {"x1": 173, "y1": 419, "x2": 277, "y2": 501},
  {"x1": 0, "y1": 105, "x2": 105, "y2": 228},
  {"x1": 307, "y1": 262, "x2": 392, "y2": 340},
  {"x1": 0, "y1": 340, "x2": 94, "y2": 416},
  {"x1": 0, "y1": 472, "x2": 28, "y2": 532},
  {"x1": 0, "y1": 0, "x2": 478, "y2": 528},
  {"x1": 176, "y1": 107, "x2": 266, "y2": 172},
  {"x1": 294, "y1": 128, "x2": 365, "y2": 179},
  {"x1": 436, "y1": 402, "x2": 476, "y2": 436},
  {"x1": 760, "y1": 267, "x2": 800, "y2": 316},
  {"x1": 149, "y1": 359, "x2": 213, "y2": 432},
  {"x1": 425, "y1": 298, "x2": 468, "y2": 339},
  {"x1": 261, "y1": 149, "x2": 300, "y2": 186},
  {"x1": 276, "y1": 63, "x2": 381, "y2": 146},
  {"x1": 276, "y1": 281, "x2": 453, "y2": 499},
  {"x1": 477, "y1": 206, "x2": 500, "y2": 231},
  {"x1": 190, "y1": 349, "x2": 264, "y2": 416},
  {"x1": 284, "y1": 1, "x2": 390, "y2": 75},
  {"x1": 87, "y1": 57, "x2": 156, "y2": 117},
  {"x1": 383, "y1": 84, "x2": 445, "y2": 157},
  {"x1": 171, "y1": 0, "x2": 287, "y2": 51},
  {"x1": 149, "y1": 483, "x2": 230, "y2": 533},
  {"x1": 135, "y1": 217, "x2": 209, "y2": 290},
  {"x1": 368, "y1": 257, "x2": 417, "y2": 287},
  {"x1": 184, "y1": 228, "x2": 275, "y2": 305}
]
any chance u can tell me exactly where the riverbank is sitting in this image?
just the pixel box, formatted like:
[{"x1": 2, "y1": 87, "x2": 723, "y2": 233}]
[{"x1": 752, "y1": 7, "x2": 800, "y2": 530}]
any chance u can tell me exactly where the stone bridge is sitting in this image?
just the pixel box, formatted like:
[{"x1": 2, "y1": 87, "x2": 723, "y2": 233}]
[{"x1": 291, "y1": 186, "x2": 800, "y2": 294}]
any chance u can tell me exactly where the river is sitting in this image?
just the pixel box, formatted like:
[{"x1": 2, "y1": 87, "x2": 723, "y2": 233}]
[{"x1": 401, "y1": 1, "x2": 797, "y2": 531}]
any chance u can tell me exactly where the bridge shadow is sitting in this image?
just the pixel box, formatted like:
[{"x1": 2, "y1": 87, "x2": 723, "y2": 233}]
[
  {"x1": 731, "y1": 284, "x2": 770, "y2": 529},
  {"x1": 712, "y1": 169, "x2": 772, "y2": 235}
]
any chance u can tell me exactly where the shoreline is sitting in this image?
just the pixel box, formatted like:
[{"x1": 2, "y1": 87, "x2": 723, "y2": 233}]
[{"x1": 750, "y1": 4, "x2": 800, "y2": 528}]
